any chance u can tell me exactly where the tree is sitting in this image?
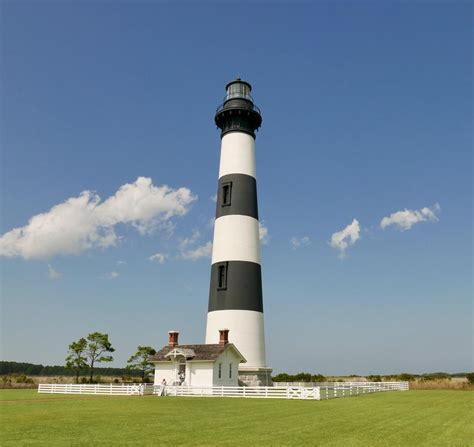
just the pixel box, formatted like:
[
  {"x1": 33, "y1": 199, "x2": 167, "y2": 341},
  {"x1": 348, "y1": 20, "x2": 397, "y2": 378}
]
[
  {"x1": 311, "y1": 374, "x2": 326, "y2": 382},
  {"x1": 84, "y1": 332, "x2": 115, "y2": 383},
  {"x1": 367, "y1": 375, "x2": 382, "y2": 382},
  {"x1": 398, "y1": 373, "x2": 415, "y2": 381},
  {"x1": 466, "y1": 373, "x2": 474, "y2": 385},
  {"x1": 65, "y1": 338, "x2": 87, "y2": 384},
  {"x1": 126, "y1": 346, "x2": 156, "y2": 382}
]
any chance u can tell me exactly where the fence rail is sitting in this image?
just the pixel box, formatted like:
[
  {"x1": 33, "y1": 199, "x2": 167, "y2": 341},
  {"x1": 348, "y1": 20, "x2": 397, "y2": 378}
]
[
  {"x1": 37, "y1": 383, "x2": 152, "y2": 396},
  {"x1": 38, "y1": 381, "x2": 408, "y2": 400},
  {"x1": 319, "y1": 381, "x2": 408, "y2": 399},
  {"x1": 158, "y1": 385, "x2": 321, "y2": 400},
  {"x1": 155, "y1": 381, "x2": 408, "y2": 400}
]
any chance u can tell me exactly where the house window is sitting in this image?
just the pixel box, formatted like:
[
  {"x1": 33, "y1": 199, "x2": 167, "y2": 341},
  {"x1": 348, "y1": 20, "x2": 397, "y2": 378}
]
[
  {"x1": 218, "y1": 363, "x2": 222, "y2": 379},
  {"x1": 217, "y1": 262, "x2": 228, "y2": 290},
  {"x1": 229, "y1": 363, "x2": 232, "y2": 379},
  {"x1": 222, "y1": 182, "x2": 232, "y2": 207}
]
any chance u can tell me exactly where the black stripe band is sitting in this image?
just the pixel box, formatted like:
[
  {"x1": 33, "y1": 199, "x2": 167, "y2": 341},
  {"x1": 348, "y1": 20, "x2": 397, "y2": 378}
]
[
  {"x1": 208, "y1": 261, "x2": 263, "y2": 312},
  {"x1": 215, "y1": 174, "x2": 258, "y2": 220}
]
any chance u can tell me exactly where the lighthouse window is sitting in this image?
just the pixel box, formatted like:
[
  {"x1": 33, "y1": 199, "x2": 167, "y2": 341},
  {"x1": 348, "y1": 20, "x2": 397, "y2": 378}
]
[
  {"x1": 227, "y1": 82, "x2": 250, "y2": 100},
  {"x1": 222, "y1": 182, "x2": 232, "y2": 206},
  {"x1": 217, "y1": 263, "x2": 228, "y2": 290}
]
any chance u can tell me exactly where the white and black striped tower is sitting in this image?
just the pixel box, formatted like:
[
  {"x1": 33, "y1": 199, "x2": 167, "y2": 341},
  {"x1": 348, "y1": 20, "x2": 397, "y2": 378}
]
[{"x1": 205, "y1": 79, "x2": 272, "y2": 386}]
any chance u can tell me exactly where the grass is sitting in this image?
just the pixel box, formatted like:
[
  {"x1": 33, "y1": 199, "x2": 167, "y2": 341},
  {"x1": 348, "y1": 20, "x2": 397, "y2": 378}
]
[
  {"x1": 409, "y1": 378, "x2": 473, "y2": 390},
  {"x1": 1, "y1": 389, "x2": 473, "y2": 446}
]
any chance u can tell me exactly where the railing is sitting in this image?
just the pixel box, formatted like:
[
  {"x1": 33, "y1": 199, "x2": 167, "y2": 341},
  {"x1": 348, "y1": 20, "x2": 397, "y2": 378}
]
[
  {"x1": 215, "y1": 100, "x2": 261, "y2": 115},
  {"x1": 38, "y1": 383, "x2": 153, "y2": 396}
]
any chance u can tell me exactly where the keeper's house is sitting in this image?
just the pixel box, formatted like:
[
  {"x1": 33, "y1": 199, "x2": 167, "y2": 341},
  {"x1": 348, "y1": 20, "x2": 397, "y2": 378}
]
[{"x1": 150, "y1": 330, "x2": 246, "y2": 387}]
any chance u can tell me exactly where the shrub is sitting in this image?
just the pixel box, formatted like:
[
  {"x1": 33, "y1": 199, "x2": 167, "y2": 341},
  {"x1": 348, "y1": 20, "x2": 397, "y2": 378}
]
[
  {"x1": 367, "y1": 375, "x2": 382, "y2": 382},
  {"x1": 311, "y1": 374, "x2": 326, "y2": 382},
  {"x1": 399, "y1": 373, "x2": 415, "y2": 381},
  {"x1": 466, "y1": 373, "x2": 474, "y2": 385},
  {"x1": 14, "y1": 375, "x2": 35, "y2": 384}
]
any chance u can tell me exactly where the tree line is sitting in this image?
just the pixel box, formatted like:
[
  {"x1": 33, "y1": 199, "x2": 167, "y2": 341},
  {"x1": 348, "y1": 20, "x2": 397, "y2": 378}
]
[
  {"x1": 272, "y1": 372, "x2": 327, "y2": 382},
  {"x1": 2, "y1": 331, "x2": 157, "y2": 384},
  {"x1": 0, "y1": 362, "x2": 139, "y2": 377},
  {"x1": 272, "y1": 372, "x2": 473, "y2": 382}
]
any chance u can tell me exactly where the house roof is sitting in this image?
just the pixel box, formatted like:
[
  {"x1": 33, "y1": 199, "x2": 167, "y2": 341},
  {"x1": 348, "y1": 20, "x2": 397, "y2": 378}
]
[{"x1": 149, "y1": 343, "x2": 246, "y2": 363}]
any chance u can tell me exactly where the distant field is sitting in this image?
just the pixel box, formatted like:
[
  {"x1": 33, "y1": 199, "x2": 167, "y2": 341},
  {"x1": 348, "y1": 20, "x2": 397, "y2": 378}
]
[{"x1": 1, "y1": 389, "x2": 472, "y2": 446}]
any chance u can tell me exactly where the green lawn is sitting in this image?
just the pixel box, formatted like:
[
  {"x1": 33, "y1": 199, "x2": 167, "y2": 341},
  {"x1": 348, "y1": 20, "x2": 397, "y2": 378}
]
[{"x1": 1, "y1": 389, "x2": 472, "y2": 446}]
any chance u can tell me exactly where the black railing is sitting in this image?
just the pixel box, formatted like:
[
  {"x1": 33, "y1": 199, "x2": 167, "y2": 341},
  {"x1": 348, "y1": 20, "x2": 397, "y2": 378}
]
[{"x1": 215, "y1": 98, "x2": 261, "y2": 115}]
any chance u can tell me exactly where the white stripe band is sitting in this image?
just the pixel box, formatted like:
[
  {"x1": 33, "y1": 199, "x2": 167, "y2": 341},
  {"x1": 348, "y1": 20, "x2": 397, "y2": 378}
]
[
  {"x1": 219, "y1": 132, "x2": 256, "y2": 179},
  {"x1": 205, "y1": 309, "x2": 267, "y2": 368},
  {"x1": 211, "y1": 215, "x2": 260, "y2": 265}
]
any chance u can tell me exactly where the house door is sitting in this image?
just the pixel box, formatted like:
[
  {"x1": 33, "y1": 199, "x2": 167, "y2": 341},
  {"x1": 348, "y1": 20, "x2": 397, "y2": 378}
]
[{"x1": 178, "y1": 360, "x2": 186, "y2": 385}]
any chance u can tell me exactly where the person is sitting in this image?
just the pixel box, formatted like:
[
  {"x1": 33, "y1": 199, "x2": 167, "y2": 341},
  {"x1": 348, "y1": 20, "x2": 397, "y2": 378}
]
[{"x1": 160, "y1": 379, "x2": 167, "y2": 396}]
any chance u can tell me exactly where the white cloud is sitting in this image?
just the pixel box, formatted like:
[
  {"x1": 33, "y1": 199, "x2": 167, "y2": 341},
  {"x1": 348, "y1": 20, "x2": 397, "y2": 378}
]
[
  {"x1": 149, "y1": 253, "x2": 167, "y2": 264},
  {"x1": 291, "y1": 236, "x2": 311, "y2": 250},
  {"x1": 103, "y1": 271, "x2": 119, "y2": 280},
  {"x1": 181, "y1": 241, "x2": 213, "y2": 261},
  {"x1": 330, "y1": 219, "x2": 361, "y2": 257},
  {"x1": 210, "y1": 194, "x2": 217, "y2": 203},
  {"x1": 116, "y1": 260, "x2": 126, "y2": 265},
  {"x1": 380, "y1": 204, "x2": 440, "y2": 231},
  {"x1": 0, "y1": 177, "x2": 196, "y2": 260},
  {"x1": 47, "y1": 264, "x2": 61, "y2": 280},
  {"x1": 259, "y1": 223, "x2": 269, "y2": 245},
  {"x1": 178, "y1": 230, "x2": 201, "y2": 250}
]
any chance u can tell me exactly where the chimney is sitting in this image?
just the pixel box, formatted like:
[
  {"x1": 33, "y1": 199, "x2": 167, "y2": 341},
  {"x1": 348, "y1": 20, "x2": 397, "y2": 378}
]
[
  {"x1": 219, "y1": 329, "x2": 229, "y2": 345},
  {"x1": 168, "y1": 331, "x2": 179, "y2": 347}
]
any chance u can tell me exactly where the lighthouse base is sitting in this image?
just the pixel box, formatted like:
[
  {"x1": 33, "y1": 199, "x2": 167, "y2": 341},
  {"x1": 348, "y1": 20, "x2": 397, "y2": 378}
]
[{"x1": 238, "y1": 367, "x2": 273, "y2": 387}]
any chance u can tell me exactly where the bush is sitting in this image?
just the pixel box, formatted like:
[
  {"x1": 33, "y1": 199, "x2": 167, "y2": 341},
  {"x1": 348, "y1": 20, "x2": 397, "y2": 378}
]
[
  {"x1": 466, "y1": 373, "x2": 474, "y2": 385},
  {"x1": 399, "y1": 373, "x2": 415, "y2": 381},
  {"x1": 311, "y1": 374, "x2": 326, "y2": 382},
  {"x1": 367, "y1": 375, "x2": 382, "y2": 382},
  {"x1": 272, "y1": 372, "x2": 325, "y2": 383},
  {"x1": 14, "y1": 375, "x2": 34, "y2": 384}
]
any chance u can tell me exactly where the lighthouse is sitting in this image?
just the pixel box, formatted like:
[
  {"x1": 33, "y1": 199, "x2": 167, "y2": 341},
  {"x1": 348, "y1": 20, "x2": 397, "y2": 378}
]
[{"x1": 205, "y1": 79, "x2": 272, "y2": 386}]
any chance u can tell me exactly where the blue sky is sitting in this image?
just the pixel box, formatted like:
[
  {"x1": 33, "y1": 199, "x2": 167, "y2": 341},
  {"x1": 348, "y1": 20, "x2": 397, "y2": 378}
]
[{"x1": 1, "y1": 2, "x2": 472, "y2": 375}]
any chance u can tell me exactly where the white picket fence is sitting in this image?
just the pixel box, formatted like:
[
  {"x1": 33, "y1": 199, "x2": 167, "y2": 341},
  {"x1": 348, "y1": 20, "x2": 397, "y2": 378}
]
[
  {"x1": 38, "y1": 381, "x2": 408, "y2": 400},
  {"x1": 38, "y1": 383, "x2": 153, "y2": 396}
]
